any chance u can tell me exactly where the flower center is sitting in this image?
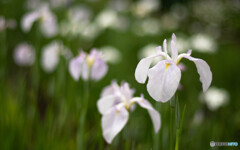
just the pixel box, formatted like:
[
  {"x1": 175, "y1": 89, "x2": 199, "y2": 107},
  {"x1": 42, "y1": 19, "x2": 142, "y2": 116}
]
[{"x1": 86, "y1": 55, "x2": 95, "y2": 67}]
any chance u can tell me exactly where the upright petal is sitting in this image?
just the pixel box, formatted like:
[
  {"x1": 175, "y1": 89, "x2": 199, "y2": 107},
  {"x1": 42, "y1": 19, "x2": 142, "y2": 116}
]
[
  {"x1": 21, "y1": 11, "x2": 40, "y2": 32},
  {"x1": 102, "y1": 106, "x2": 129, "y2": 144},
  {"x1": 163, "y1": 39, "x2": 168, "y2": 54},
  {"x1": 182, "y1": 56, "x2": 212, "y2": 92},
  {"x1": 101, "y1": 81, "x2": 119, "y2": 97},
  {"x1": 135, "y1": 98, "x2": 161, "y2": 133},
  {"x1": 147, "y1": 60, "x2": 181, "y2": 102},
  {"x1": 171, "y1": 33, "x2": 178, "y2": 63},
  {"x1": 120, "y1": 82, "x2": 135, "y2": 101},
  {"x1": 135, "y1": 55, "x2": 158, "y2": 84},
  {"x1": 91, "y1": 59, "x2": 108, "y2": 81},
  {"x1": 156, "y1": 46, "x2": 162, "y2": 53}
]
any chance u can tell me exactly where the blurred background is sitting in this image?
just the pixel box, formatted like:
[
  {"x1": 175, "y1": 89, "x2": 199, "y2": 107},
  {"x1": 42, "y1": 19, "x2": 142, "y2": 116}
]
[{"x1": 0, "y1": 0, "x2": 240, "y2": 149}]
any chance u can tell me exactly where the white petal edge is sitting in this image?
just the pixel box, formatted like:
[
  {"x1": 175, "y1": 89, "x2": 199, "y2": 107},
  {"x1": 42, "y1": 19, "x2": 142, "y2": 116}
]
[
  {"x1": 21, "y1": 11, "x2": 40, "y2": 32},
  {"x1": 135, "y1": 55, "x2": 159, "y2": 84},
  {"x1": 132, "y1": 97, "x2": 161, "y2": 133},
  {"x1": 183, "y1": 56, "x2": 212, "y2": 92},
  {"x1": 101, "y1": 105, "x2": 129, "y2": 144}
]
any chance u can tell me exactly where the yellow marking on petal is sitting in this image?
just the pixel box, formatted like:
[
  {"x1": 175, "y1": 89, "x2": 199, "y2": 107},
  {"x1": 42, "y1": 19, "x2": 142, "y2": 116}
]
[
  {"x1": 166, "y1": 63, "x2": 170, "y2": 69},
  {"x1": 176, "y1": 57, "x2": 182, "y2": 65},
  {"x1": 86, "y1": 55, "x2": 95, "y2": 67},
  {"x1": 116, "y1": 110, "x2": 120, "y2": 114}
]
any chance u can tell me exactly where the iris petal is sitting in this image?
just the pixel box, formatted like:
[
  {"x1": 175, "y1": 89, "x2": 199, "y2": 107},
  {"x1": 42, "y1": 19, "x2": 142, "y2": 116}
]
[
  {"x1": 135, "y1": 98, "x2": 161, "y2": 133},
  {"x1": 102, "y1": 106, "x2": 129, "y2": 144},
  {"x1": 147, "y1": 60, "x2": 181, "y2": 102},
  {"x1": 69, "y1": 55, "x2": 85, "y2": 81},
  {"x1": 171, "y1": 33, "x2": 178, "y2": 62},
  {"x1": 91, "y1": 59, "x2": 108, "y2": 81},
  {"x1": 97, "y1": 95, "x2": 118, "y2": 115},
  {"x1": 21, "y1": 11, "x2": 40, "y2": 32},
  {"x1": 183, "y1": 56, "x2": 212, "y2": 92},
  {"x1": 135, "y1": 55, "x2": 159, "y2": 83}
]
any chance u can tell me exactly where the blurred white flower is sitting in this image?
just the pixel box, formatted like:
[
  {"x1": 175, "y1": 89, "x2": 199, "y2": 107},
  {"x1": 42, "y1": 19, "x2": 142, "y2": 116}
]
[
  {"x1": 97, "y1": 81, "x2": 161, "y2": 144},
  {"x1": 59, "y1": 6, "x2": 100, "y2": 40},
  {"x1": 95, "y1": 9, "x2": 129, "y2": 31},
  {"x1": 81, "y1": 23, "x2": 101, "y2": 40},
  {"x1": 132, "y1": 18, "x2": 160, "y2": 36},
  {"x1": 69, "y1": 49, "x2": 108, "y2": 81},
  {"x1": 0, "y1": 16, "x2": 17, "y2": 31},
  {"x1": 192, "y1": 0, "x2": 226, "y2": 23},
  {"x1": 96, "y1": 9, "x2": 117, "y2": 29},
  {"x1": 41, "y1": 41, "x2": 72, "y2": 73},
  {"x1": 109, "y1": 0, "x2": 129, "y2": 12},
  {"x1": 191, "y1": 34, "x2": 217, "y2": 53},
  {"x1": 68, "y1": 5, "x2": 92, "y2": 23},
  {"x1": 96, "y1": 9, "x2": 117, "y2": 28},
  {"x1": 193, "y1": 110, "x2": 204, "y2": 125},
  {"x1": 138, "y1": 44, "x2": 163, "y2": 65},
  {"x1": 200, "y1": 86, "x2": 229, "y2": 111},
  {"x1": 21, "y1": 4, "x2": 58, "y2": 38},
  {"x1": 132, "y1": 0, "x2": 159, "y2": 17},
  {"x1": 171, "y1": 4, "x2": 188, "y2": 21},
  {"x1": 50, "y1": 0, "x2": 68, "y2": 8},
  {"x1": 100, "y1": 46, "x2": 122, "y2": 64},
  {"x1": 14, "y1": 43, "x2": 35, "y2": 66},
  {"x1": 42, "y1": 42, "x2": 60, "y2": 73},
  {"x1": 161, "y1": 13, "x2": 179, "y2": 31}
]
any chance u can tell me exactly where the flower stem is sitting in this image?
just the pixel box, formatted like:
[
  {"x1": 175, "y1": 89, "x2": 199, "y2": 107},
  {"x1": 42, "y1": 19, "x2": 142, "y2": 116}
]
[
  {"x1": 170, "y1": 95, "x2": 175, "y2": 150},
  {"x1": 175, "y1": 129, "x2": 180, "y2": 150},
  {"x1": 77, "y1": 80, "x2": 90, "y2": 150},
  {"x1": 175, "y1": 104, "x2": 186, "y2": 150}
]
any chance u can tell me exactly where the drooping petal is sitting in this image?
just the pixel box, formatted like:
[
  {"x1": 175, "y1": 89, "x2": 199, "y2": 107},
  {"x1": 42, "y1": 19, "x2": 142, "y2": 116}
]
[
  {"x1": 171, "y1": 33, "x2": 178, "y2": 63},
  {"x1": 134, "y1": 98, "x2": 161, "y2": 133},
  {"x1": 91, "y1": 58, "x2": 108, "y2": 81},
  {"x1": 21, "y1": 11, "x2": 40, "y2": 32},
  {"x1": 40, "y1": 12, "x2": 58, "y2": 37},
  {"x1": 147, "y1": 60, "x2": 181, "y2": 102},
  {"x1": 182, "y1": 56, "x2": 212, "y2": 92},
  {"x1": 102, "y1": 105, "x2": 129, "y2": 144},
  {"x1": 135, "y1": 55, "x2": 158, "y2": 84},
  {"x1": 69, "y1": 54, "x2": 85, "y2": 81},
  {"x1": 97, "y1": 95, "x2": 118, "y2": 115}
]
